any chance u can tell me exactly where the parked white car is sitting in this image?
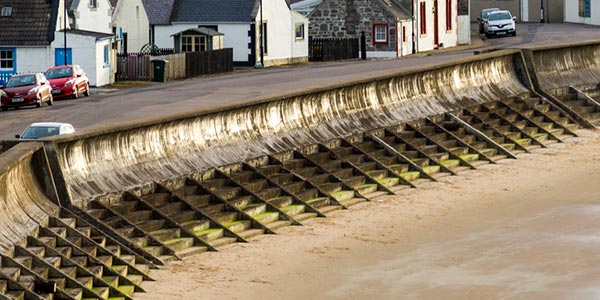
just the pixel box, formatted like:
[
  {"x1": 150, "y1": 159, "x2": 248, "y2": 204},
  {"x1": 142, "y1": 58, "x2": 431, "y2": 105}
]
[
  {"x1": 484, "y1": 10, "x2": 517, "y2": 38},
  {"x1": 16, "y1": 122, "x2": 75, "y2": 140}
]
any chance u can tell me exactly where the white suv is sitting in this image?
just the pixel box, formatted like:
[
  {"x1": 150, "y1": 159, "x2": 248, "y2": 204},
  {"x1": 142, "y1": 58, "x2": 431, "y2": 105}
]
[{"x1": 484, "y1": 10, "x2": 516, "y2": 38}]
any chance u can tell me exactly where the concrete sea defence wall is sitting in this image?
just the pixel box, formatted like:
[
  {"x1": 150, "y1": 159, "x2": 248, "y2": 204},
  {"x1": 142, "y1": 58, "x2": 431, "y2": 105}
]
[
  {"x1": 0, "y1": 42, "x2": 598, "y2": 252},
  {"x1": 52, "y1": 50, "x2": 530, "y2": 204},
  {"x1": 0, "y1": 143, "x2": 57, "y2": 252},
  {"x1": 526, "y1": 41, "x2": 600, "y2": 96}
]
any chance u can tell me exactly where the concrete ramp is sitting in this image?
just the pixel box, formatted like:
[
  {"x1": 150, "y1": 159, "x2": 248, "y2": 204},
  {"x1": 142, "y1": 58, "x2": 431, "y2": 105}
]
[
  {"x1": 0, "y1": 143, "x2": 57, "y2": 253},
  {"x1": 54, "y1": 50, "x2": 530, "y2": 203}
]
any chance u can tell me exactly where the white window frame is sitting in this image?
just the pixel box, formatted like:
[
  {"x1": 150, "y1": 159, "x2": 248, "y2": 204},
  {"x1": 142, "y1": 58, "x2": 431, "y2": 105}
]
[{"x1": 295, "y1": 23, "x2": 305, "y2": 40}]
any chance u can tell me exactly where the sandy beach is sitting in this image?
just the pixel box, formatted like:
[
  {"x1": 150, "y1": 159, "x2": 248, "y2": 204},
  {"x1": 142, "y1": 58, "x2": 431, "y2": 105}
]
[{"x1": 137, "y1": 128, "x2": 600, "y2": 300}]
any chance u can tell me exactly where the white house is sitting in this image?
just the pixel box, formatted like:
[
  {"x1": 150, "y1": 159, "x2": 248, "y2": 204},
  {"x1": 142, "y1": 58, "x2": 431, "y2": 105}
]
[
  {"x1": 67, "y1": 0, "x2": 113, "y2": 34},
  {"x1": 52, "y1": 30, "x2": 115, "y2": 86},
  {"x1": 565, "y1": 0, "x2": 598, "y2": 25},
  {"x1": 0, "y1": 0, "x2": 115, "y2": 87},
  {"x1": 151, "y1": 0, "x2": 308, "y2": 66},
  {"x1": 112, "y1": 0, "x2": 151, "y2": 54}
]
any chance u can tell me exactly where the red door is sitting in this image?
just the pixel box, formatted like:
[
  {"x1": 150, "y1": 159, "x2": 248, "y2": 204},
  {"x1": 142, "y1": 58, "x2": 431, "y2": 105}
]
[{"x1": 433, "y1": 0, "x2": 439, "y2": 48}]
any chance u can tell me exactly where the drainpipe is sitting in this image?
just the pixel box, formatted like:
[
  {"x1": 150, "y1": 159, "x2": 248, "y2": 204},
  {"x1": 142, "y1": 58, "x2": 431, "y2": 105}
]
[
  {"x1": 396, "y1": 18, "x2": 400, "y2": 57},
  {"x1": 412, "y1": 0, "x2": 416, "y2": 54}
]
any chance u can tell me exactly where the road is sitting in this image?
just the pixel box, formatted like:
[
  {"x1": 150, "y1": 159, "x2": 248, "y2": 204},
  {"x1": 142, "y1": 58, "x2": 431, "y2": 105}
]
[{"x1": 1, "y1": 23, "x2": 599, "y2": 139}]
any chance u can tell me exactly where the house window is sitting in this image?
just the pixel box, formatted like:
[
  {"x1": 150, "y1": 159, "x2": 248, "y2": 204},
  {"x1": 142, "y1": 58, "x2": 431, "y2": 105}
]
[
  {"x1": 372, "y1": 23, "x2": 388, "y2": 44},
  {"x1": 446, "y1": 0, "x2": 452, "y2": 31},
  {"x1": 1, "y1": 6, "x2": 12, "y2": 17},
  {"x1": 181, "y1": 35, "x2": 207, "y2": 52},
  {"x1": 420, "y1": 2, "x2": 427, "y2": 35},
  {"x1": 0, "y1": 49, "x2": 14, "y2": 70},
  {"x1": 402, "y1": 25, "x2": 406, "y2": 43},
  {"x1": 295, "y1": 23, "x2": 305, "y2": 40},
  {"x1": 579, "y1": 0, "x2": 591, "y2": 17},
  {"x1": 89, "y1": 0, "x2": 97, "y2": 8},
  {"x1": 103, "y1": 45, "x2": 109, "y2": 66},
  {"x1": 136, "y1": 6, "x2": 140, "y2": 19}
]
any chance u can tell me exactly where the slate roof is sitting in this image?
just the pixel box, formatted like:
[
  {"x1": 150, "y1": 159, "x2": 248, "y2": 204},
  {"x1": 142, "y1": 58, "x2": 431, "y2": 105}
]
[
  {"x1": 170, "y1": 27, "x2": 224, "y2": 37},
  {"x1": 0, "y1": 0, "x2": 59, "y2": 46},
  {"x1": 171, "y1": 0, "x2": 257, "y2": 23},
  {"x1": 62, "y1": 28, "x2": 114, "y2": 39},
  {"x1": 142, "y1": 0, "x2": 175, "y2": 25}
]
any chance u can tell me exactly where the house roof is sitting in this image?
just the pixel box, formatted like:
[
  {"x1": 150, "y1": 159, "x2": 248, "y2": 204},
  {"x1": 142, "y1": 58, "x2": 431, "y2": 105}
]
[
  {"x1": 109, "y1": 0, "x2": 118, "y2": 7},
  {"x1": 171, "y1": 0, "x2": 257, "y2": 23},
  {"x1": 170, "y1": 27, "x2": 224, "y2": 37},
  {"x1": 142, "y1": 0, "x2": 176, "y2": 25},
  {"x1": 379, "y1": 0, "x2": 411, "y2": 20},
  {"x1": 62, "y1": 29, "x2": 114, "y2": 39},
  {"x1": 0, "y1": 0, "x2": 59, "y2": 46}
]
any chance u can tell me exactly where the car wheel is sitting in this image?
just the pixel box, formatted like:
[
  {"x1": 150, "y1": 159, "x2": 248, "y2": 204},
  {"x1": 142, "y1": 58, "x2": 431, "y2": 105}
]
[
  {"x1": 83, "y1": 83, "x2": 90, "y2": 97},
  {"x1": 48, "y1": 94, "x2": 54, "y2": 106},
  {"x1": 485, "y1": 33, "x2": 490, "y2": 39},
  {"x1": 36, "y1": 96, "x2": 42, "y2": 108},
  {"x1": 512, "y1": 31, "x2": 516, "y2": 37},
  {"x1": 1, "y1": 107, "x2": 7, "y2": 111}
]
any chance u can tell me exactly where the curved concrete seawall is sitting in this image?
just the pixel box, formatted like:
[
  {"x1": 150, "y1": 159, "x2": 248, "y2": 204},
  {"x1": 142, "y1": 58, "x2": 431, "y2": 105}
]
[
  {"x1": 525, "y1": 41, "x2": 600, "y2": 95},
  {"x1": 52, "y1": 50, "x2": 530, "y2": 203},
  {"x1": 0, "y1": 143, "x2": 57, "y2": 252}
]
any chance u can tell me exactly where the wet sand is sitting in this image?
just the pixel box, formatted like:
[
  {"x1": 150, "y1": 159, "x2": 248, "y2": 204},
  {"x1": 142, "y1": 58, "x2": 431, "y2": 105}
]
[{"x1": 137, "y1": 129, "x2": 600, "y2": 300}]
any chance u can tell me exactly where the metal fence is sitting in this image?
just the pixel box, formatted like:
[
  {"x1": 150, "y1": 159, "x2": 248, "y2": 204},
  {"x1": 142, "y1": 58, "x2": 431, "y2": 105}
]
[{"x1": 309, "y1": 37, "x2": 359, "y2": 62}]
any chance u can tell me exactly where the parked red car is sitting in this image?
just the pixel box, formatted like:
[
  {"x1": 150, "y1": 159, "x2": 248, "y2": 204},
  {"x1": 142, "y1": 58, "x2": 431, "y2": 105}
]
[
  {"x1": 0, "y1": 73, "x2": 53, "y2": 111},
  {"x1": 45, "y1": 65, "x2": 90, "y2": 99}
]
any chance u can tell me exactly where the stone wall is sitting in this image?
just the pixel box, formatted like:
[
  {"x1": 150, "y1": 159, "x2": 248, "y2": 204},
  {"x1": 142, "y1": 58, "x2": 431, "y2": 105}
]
[{"x1": 309, "y1": 0, "x2": 397, "y2": 52}]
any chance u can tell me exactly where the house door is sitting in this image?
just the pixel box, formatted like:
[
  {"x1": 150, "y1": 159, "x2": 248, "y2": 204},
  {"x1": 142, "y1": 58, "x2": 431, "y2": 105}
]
[
  {"x1": 55, "y1": 48, "x2": 72, "y2": 66},
  {"x1": 433, "y1": 0, "x2": 439, "y2": 48}
]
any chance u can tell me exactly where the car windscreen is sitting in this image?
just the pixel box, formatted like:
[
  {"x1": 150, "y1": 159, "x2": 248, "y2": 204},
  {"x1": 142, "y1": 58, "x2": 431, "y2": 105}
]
[
  {"x1": 6, "y1": 75, "x2": 36, "y2": 88},
  {"x1": 45, "y1": 68, "x2": 73, "y2": 79},
  {"x1": 488, "y1": 12, "x2": 512, "y2": 21},
  {"x1": 20, "y1": 126, "x2": 59, "y2": 139}
]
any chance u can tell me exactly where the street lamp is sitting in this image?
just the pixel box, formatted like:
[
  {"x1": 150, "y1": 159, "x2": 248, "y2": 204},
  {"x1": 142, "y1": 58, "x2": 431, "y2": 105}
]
[{"x1": 63, "y1": 0, "x2": 67, "y2": 65}]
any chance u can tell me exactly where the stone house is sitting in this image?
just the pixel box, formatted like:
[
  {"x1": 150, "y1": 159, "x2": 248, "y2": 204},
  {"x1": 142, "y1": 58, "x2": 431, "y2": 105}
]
[{"x1": 308, "y1": 0, "x2": 458, "y2": 57}]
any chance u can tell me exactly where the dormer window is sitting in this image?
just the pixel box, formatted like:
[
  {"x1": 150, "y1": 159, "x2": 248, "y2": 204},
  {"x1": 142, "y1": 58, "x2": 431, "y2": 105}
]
[
  {"x1": 1, "y1": 6, "x2": 12, "y2": 17},
  {"x1": 89, "y1": 0, "x2": 97, "y2": 8}
]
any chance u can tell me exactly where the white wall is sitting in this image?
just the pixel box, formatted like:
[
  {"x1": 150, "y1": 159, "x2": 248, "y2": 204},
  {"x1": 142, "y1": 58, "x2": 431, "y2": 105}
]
[
  {"x1": 291, "y1": 11, "x2": 309, "y2": 60},
  {"x1": 113, "y1": 0, "x2": 150, "y2": 53},
  {"x1": 257, "y1": 0, "x2": 309, "y2": 65},
  {"x1": 155, "y1": 23, "x2": 251, "y2": 63},
  {"x1": 16, "y1": 48, "x2": 51, "y2": 74},
  {"x1": 94, "y1": 39, "x2": 113, "y2": 86},
  {"x1": 457, "y1": 15, "x2": 471, "y2": 45},
  {"x1": 565, "y1": 2, "x2": 600, "y2": 25},
  {"x1": 415, "y1": 0, "x2": 457, "y2": 52},
  {"x1": 398, "y1": 20, "x2": 414, "y2": 57},
  {"x1": 73, "y1": 0, "x2": 113, "y2": 33},
  {"x1": 52, "y1": 33, "x2": 113, "y2": 86}
]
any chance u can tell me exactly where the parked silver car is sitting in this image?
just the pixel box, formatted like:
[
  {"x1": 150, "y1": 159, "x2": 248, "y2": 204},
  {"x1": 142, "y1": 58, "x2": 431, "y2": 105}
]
[
  {"x1": 477, "y1": 8, "x2": 499, "y2": 33},
  {"x1": 484, "y1": 10, "x2": 517, "y2": 38}
]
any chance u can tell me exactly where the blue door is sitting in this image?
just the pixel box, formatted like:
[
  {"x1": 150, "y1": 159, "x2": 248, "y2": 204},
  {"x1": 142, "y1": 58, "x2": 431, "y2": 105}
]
[{"x1": 55, "y1": 48, "x2": 72, "y2": 66}]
